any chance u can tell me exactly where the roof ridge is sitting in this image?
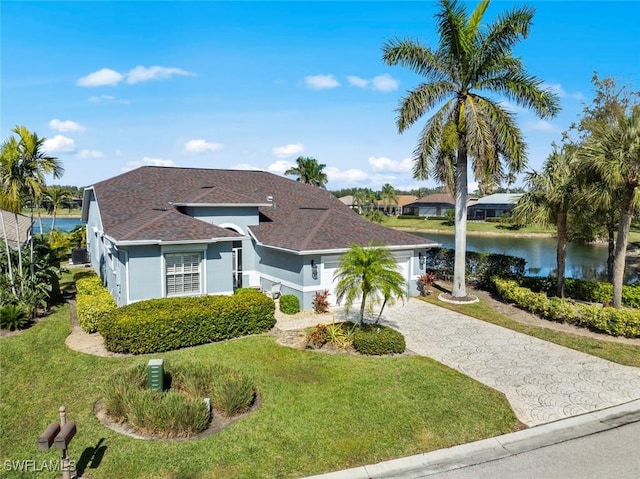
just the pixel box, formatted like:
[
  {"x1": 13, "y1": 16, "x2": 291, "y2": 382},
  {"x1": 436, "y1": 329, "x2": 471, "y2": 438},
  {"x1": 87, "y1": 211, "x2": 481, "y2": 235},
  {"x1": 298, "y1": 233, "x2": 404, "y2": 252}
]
[
  {"x1": 119, "y1": 208, "x2": 176, "y2": 240},
  {"x1": 298, "y1": 208, "x2": 333, "y2": 251},
  {"x1": 184, "y1": 184, "x2": 264, "y2": 204}
]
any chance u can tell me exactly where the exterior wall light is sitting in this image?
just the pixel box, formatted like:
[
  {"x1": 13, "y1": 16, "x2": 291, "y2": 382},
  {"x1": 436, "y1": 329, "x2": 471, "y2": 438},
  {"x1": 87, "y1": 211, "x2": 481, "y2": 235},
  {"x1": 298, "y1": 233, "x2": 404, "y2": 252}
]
[
  {"x1": 311, "y1": 259, "x2": 318, "y2": 280},
  {"x1": 418, "y1": 252, "x2": 425, "y2": 269}
]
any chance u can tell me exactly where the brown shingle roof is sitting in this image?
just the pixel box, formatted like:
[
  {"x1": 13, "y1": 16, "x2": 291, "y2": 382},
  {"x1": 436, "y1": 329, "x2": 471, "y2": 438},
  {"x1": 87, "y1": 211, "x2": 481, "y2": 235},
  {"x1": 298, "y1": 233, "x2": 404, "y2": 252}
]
[{"x1": 91, "y1": 166, "x2": 436, "y2": 251}]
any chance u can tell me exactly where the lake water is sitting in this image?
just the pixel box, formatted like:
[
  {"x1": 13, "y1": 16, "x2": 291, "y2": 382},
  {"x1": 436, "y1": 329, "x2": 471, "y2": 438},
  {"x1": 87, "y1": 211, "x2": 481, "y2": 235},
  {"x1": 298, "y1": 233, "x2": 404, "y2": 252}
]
[
  {"x1": 415, "y1": 232, "x2": 639, "y2": 284},
  {"x1": 35, "y1": 217, "x2": 83, "y2": 233}
]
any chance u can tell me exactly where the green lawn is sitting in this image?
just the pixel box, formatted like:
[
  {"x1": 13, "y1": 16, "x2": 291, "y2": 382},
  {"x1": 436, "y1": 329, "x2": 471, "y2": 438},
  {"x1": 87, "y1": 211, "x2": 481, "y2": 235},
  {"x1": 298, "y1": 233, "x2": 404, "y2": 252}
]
[
  {"x1": 0, "y1": 305, "x2": 518, "y2": 479},
  {"x1": 420, "y1": 294, "x2": 640, "y2": 368},
  {"x1": 381, "y1": 216, "x2": 556, "y2": 235},
  {"x1": 381, "y1": 216, "x2": 640, "y2": 243}
]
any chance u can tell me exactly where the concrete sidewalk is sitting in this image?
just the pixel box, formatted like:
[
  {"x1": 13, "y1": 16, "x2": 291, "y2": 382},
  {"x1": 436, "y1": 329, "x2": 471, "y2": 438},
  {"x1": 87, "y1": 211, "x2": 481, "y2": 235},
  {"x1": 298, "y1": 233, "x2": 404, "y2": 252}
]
[{"x1": 304, "y1": 399, "x2": 640, "y2": 479}]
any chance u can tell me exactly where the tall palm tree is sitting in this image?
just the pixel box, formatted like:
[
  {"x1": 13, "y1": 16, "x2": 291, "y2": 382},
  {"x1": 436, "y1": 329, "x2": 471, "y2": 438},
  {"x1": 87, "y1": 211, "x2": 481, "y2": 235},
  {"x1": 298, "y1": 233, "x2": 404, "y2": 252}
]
[
  {"x1": 382, "y1": 0, "x2": 559, "y2": 299},
  {"x1": 284, "y1": 156, "x2": 328, "y2": 188},
  {"x1": 380, "y1": 183, "x2": 399, "y2": 214},
  {"x1": 512, "y1": 145, "x2": 578, "y2": 297},
  {"x1": 334, "y1": 242, "x2": 407, "y2": 324},
  {"x1": 45, "y1": 186, "x2": 71, "y2": 232},
  {"x1": 578, "y1": 105, "x2": 640, "y2": 308},
  {"x1": 0, "y1": 126, "x2": 64, "y2": 283}
]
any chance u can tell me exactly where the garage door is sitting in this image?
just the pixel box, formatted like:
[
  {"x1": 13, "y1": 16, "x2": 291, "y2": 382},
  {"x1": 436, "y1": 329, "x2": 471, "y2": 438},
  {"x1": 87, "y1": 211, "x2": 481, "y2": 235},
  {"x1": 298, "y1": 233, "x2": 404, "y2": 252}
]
[{"x1": 320, "y1": 254, "x2": 410, "y2": 307}]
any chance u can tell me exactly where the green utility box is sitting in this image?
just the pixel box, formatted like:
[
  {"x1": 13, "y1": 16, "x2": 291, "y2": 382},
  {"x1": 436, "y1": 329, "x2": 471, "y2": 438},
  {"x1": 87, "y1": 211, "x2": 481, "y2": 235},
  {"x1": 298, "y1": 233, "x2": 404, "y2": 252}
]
[{"x1": 147, "y1": 359, "x2": 164, "y2": 392}]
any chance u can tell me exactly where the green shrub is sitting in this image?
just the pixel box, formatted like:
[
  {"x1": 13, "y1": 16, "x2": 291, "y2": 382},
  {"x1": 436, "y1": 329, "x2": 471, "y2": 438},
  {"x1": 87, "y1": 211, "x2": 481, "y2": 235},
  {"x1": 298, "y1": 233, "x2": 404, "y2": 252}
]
[
  {"x1": 233, "y1": 287, "x2": 262, "y2": 296},
  {"x1": 100, "y1": 293, "x2": 275, "y2": 354},
  {"x1": 397, "y1": 214, "x2": 418, "y2": 220},
  {"x1": 75, "y1": 273, "x2": 117, "y2": 333},
  {"x1": 279, "y1": 294, "x2": 300, "y2": 315},
  {"x1": 0, "y1": 304, "x2": 30, "y2": 331},
  {"x1": 353, "y1": 324, "x2": 406, "y2": 355},
  {"x1": 519, "y1": 276, "x2": 640, "y2": 308},
  {"x1": 325, "y1": 322, "x2": 357, "y2": 349},
  {"x1": 102, "y1": 361, "x2": 256, "y2": 437},
  {"x1": 492, "y1": 277, "x2": 640, "y2": 338}
]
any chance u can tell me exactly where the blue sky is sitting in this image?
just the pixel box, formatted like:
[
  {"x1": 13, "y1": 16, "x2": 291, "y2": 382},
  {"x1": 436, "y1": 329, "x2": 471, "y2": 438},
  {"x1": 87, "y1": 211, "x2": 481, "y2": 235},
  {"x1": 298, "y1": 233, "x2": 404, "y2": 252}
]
[{"x1": 2, "y1": 1, "x2": 639, "y2": 192}]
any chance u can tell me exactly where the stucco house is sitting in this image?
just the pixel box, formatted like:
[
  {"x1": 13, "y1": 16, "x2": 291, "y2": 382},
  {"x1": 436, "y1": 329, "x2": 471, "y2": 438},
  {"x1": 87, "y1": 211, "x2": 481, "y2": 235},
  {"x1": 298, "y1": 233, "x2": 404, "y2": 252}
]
[
  {"x1": 82, "y1": 166, "x2": 438, "y2": 310},
  {"x1": 467, "y1": 193, "x2": 523, "y2": 220}
]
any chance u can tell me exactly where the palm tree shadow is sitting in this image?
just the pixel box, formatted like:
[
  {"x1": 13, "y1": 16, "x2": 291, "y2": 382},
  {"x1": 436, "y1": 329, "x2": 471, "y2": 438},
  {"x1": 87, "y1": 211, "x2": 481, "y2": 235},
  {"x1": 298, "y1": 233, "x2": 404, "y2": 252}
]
[{"x1": 76, "y1": 438, "x2": 107, "y2": 477}]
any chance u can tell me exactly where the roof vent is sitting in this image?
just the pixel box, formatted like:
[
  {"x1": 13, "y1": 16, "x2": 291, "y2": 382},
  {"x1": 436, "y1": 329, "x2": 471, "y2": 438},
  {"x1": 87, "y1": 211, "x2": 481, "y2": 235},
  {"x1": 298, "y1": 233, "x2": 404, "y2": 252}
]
[{"x1": 266, "y1": 195, "x2": 276, "y2": 209}]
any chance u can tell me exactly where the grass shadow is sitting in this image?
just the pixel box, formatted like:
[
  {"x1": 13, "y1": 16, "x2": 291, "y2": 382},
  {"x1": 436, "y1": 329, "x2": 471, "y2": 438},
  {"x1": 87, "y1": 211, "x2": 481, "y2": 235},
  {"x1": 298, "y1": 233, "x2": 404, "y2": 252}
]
[{"x1": 76, "y1": 438, "x2": 107, "y2": 477}]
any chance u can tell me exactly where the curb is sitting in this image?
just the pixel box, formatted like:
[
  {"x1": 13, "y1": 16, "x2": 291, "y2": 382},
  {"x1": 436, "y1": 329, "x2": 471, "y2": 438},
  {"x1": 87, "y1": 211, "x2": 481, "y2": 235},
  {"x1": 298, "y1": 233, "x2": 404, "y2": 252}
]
[{"x1": 303, "y1": 399, "x2": 640, "y2": 479}]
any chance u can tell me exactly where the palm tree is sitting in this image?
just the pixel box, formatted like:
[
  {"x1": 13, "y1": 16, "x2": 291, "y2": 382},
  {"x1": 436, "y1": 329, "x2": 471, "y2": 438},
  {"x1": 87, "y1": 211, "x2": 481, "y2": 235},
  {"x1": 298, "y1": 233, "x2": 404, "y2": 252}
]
[
  {"x1": 284, "y1": 156, "x2": 328, "y2": 188},
  {"x1": 0, "y1": 126, "x2": 64, "y2": 285},
  {"x1": 352, "y1": 188, "x2": 376, "y2": 214},
  {"x1": 45, "y1": 186, "x2": 71, "y2": 232},
  {"x1": 334, "y1": 242, "x2": 407, "y2": 324},
  {"x1": 512, "y1": 145, "x2": 578, "y2": 297},
  {"x1": 382, "y1": 0, "x2": 559, "y2": 299},
  {"x1": 578, "y1": 105, "x2": 640, "y2": 308},
  {"x1": 380, "y1": 183, "x2": 399, "y2": 214}
]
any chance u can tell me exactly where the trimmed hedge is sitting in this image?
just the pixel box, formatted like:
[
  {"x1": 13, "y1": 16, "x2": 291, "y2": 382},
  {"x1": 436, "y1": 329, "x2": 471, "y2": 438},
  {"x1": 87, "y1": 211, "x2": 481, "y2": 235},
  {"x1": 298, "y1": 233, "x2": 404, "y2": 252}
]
[
  {"x1": 492, "y1": 277, "x2": 640, "y2": 338},
  {"x1": 279, "y1": 294, "x2": 300, "y2": 315},
  {"x1": 100, "y1": 293, "x2": 276, "y2": 354},
  {"x1": 425, "y1": 248, "x2": 525, "y2": 287},
  {"x1": 75, "y1": 272, "x2": 117, "y2": 333},
  {"x1": 519, "y1": 276, "x2": 640, "y2": 309},
  {"x1": 353, "y1": 324, "x2": 406, "y2": 355}
]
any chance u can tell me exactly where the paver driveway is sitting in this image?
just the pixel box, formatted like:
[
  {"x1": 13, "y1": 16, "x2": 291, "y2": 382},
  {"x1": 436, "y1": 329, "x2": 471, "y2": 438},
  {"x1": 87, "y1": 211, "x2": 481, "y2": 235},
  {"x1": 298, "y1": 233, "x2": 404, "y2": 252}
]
[{"x1": 339, "y1": 298, "x2": 640, "y2": 427}]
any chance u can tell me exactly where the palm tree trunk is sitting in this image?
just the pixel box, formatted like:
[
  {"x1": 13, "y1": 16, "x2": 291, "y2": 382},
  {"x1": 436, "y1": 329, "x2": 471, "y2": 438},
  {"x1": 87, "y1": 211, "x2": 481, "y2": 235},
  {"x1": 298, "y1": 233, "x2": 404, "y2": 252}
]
[
  {"x1": 612, "y1": 186, "x2": 635, "y2": 308},
  {"x1": 0, "y1": 213, "x2": 16, "y2": 295},
  {"x1": 555, "y1": 210, "x2": 567, "y2": 298},
  {"x1": 359, "y1": 296, "x2": 367, "y2": 324},
  {"x1": 13, "y1": 213, "x2": 23, "y2": 291},
  {"x1": 607, "y1": 221, "x2": 615, "y2": 282},
  {"x1": 452, "y1": 144, "x2": 468, "y2": 298}
]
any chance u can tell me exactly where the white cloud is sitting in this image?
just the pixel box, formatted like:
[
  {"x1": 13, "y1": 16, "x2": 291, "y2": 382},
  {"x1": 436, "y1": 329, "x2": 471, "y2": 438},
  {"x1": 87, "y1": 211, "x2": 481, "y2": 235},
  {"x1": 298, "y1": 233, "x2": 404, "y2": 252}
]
[
  {"x1": 368, "y1": 156, "x2": 413, "y2": 173},
  {"x1": 545, "y1": 83, "x2": 584, "y2": 100},
  {"x1": 184, "y1": 139, "x2": 223, "y2": 153},
  {"x1": 326, "y1": 166, "x2": 369, "y2": 184},
  {"x1": 371, "y1": 74, "x2": 399, "y2": 92},
  {"x1": 44, "y1": 135, "x2": 76, "y2": 153},
  {"x1": 122, "y1": 157, "x2": 176, "y2": 172},
  {"x1": 115, "y1": 149, "x2": 123, "y2": 156},
  {"x1": 49, "y1": 119, "x2": 85, "y2": 133},
  {"x1": 232, "y1": 163, "x2": 262, "y2": 171},
  {"x1": 77, "y1": 68, "x2": 124, "y2": 87},
  {"x1": 126, "y1": 65, "x2": 195, "y2": 84},
  {"x1": 272, "y1": 142, "x2": 304, "y2": 158},
  {"x1": 76, "y1": 149, "x2": 103, "y2": 159},
  {"x1": 304, "y1": 74, "x2": 340, "y2": 90},
  {"x1": 527, "y1": 120, "x2": 557, "y2": 132},
  {"x1": 88, "y1": 94, "x2": 129, "y2": 104},
  {"x1": 348, "y1": 76, "x2": 369, "y2": 88},
  {"x1": 468, "y1": 181, "x2": 479, "y2": 194},
  {"x1": 78, "y1": 65, "x2": 194, "y2": 88},
  {"x1": 267, "y1": 160, "x2": 294, "y2": 174}
]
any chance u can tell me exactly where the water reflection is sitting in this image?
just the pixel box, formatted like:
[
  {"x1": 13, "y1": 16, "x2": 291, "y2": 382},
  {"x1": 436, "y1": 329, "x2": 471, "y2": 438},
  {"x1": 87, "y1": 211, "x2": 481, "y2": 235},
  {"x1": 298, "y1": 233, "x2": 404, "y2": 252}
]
[{"x1": 416, "y1": 232, "x2": 639, "y2": 284}]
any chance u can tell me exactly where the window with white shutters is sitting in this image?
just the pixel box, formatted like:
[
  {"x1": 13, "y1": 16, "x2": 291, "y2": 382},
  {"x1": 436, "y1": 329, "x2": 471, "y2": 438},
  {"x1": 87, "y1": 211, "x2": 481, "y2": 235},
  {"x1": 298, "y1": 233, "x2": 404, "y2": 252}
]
[{"x1": 165, "y1": 252, "x2": 201, "y2": 296}]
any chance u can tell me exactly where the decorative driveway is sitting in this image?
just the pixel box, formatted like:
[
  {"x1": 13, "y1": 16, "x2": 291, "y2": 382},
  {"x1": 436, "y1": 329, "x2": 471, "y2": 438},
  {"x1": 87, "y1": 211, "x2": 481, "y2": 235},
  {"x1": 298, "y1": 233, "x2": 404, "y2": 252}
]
[{"x1": 372, "y1": 298, "x2": 640, "y2": 427}]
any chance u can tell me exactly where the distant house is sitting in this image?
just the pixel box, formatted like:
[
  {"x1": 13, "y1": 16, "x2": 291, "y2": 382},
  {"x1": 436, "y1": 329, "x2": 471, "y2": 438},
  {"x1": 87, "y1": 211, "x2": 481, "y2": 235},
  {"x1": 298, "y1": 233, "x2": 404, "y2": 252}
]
[
  {"x1": 82, "y1": 167, "x2": 438, "y2": 310},
  {"x1": 0, "y1": 209, "x2": 33, "y2": 249},
  {"x1": 338, "y1": 195, "x2": 357, "y2": 210},
  {"x1": 467, "y1": 193, "x2": 523, "y2": 220},
  {"x1": 376, "y1": 195, "x2": 418, "y2": 215}
]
